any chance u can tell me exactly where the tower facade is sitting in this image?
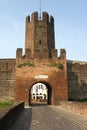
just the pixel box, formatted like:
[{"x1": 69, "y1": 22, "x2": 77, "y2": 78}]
[
  {"x1": 25, "y1": 12, "x2": 56, "y2": 59},
  {"x1": 15, "y1": 11, "x2": 68, "y2": 105},
  {"x1": 0, "y1": 11, "x2": 87, "y2": 106}
]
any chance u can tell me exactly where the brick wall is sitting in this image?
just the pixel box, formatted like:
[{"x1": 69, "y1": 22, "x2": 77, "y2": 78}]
[
  {"x1": 0, "y1": 59, "x2": 16, "y2": 102},
  {"x1": 60, "y1": 101, "x2": 87, "y2": 115},
  {"x1": 25, "y1": 12, "x2": 56, "y2": 59},
  {"x1": 15, "y1": 63, "x2": 68, "y2": 105},
  {"x1": 67, "y1": 60, "x2": 87, "y2": 100}
]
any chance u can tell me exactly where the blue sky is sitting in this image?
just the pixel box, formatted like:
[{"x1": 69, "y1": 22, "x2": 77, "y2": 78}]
[{"x1": 0, "y1": 0, "x2": 87, "y2": 61}]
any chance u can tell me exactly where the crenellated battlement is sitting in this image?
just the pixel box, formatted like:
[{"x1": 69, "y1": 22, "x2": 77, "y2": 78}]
[
  {"x1": 26, "y1": 12, "x2": 54, "y2": 24},
  {"x1": 31, "y1": 12, "x2": 38, "y2": 22},
  {"x1": 16, "y1": 48, "x2": 23, "y2": 58},
  {"x1": 60, "y1": 49, "x2": 66, "y2": 58},
  {"x1": 50, "y1": 15, "x2": 54, "y2": 24},
  {"x1": 16, "y1": 47, "x2": 66, "y2": 65},
  {"x1": 42, "y1": 12, "x2": 49, "y2": 23},
  {"x1": 26, "y1": 15, "x2": 30, "y2": 23}
]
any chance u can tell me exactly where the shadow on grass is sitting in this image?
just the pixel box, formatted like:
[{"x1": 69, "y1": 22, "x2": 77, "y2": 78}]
[{"x1": 10, "y1": 108, "x2": 32, "y2": 130}]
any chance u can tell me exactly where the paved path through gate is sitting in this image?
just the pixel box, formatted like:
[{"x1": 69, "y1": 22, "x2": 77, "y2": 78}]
[{"x1": 10, "y1": 105, "x2": 87, "y2": 130}]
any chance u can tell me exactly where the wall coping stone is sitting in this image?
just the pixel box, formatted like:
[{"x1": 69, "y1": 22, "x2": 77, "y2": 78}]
[{"x1": 0, "y1": 102, "x2": 24, "y2": 130}]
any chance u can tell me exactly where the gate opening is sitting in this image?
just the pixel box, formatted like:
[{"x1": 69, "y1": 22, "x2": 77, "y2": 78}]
[{"x1": 29, "y1": 82, "x2": 52, "y2": 105}]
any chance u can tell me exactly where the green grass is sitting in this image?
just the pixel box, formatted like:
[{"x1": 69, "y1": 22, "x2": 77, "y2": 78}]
[
  {"x1": 17, "y1": 62, "x2": 35, "y2": 68},
  {"x1": 47, "y1": 63, "x2": 63, "y2": 69},
  {"x1": 0, "y1": 101, "x2": 14, "y2": 108}
]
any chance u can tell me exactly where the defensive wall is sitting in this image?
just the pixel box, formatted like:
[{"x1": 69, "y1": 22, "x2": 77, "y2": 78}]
[
  {"x1": 15, "y1": 63, "x2": 67, "y2": 105},
  {"x1": 15, "y1": 49, "x2": 67, "y2": 105},
  {"x1": 67, "y1": 60, "x2": 87, "y2": 101},
  {"x1": 0, "y1": 58, "x2": 87, "y2": 103},
  {"x1": 0, "y1": 50, "x2": 68, "y2": 105},
  {"x1": 14, "y1": 11, "x2": 68, "y2": 105},
  {"x1": 60, "y1": 101, "x2": 87, "y2": 115},
  {"x1": 0, "y1": 59, "x2": 16, "y2": 102},
  {"x1": 0, "y1": 11, "x2": 87, "y2": 104}
]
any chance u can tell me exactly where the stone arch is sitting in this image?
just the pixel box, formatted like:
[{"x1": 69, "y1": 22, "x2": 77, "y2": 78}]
[{"x1": 29, "y1": 81, "x2": 52, "y2": 105}]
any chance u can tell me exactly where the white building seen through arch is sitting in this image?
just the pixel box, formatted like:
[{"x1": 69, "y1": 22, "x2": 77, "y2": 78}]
[{"x1": 31, "y1": 83, "x2": 48, "y2": 101}]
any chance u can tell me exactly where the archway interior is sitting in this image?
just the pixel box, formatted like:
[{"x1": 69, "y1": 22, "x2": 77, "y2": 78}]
[{"x1": 29, "y1": 82, "x2": 52, "y2": 105}]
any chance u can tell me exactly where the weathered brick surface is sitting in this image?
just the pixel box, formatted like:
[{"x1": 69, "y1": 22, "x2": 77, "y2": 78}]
[
  {"x1": 15, "y1": 11, "x2": 68, "y2": 105},
  {"x1": 0, "y1": 59, "x2": 15, "y2": 72},
  {"x1": 25, "y1": 12, "x2": 55, "y2": 59},
  {"x1": 0, "y1": 11, "x2": 87, "y2": 105},
  {"x1": 15, "y1": 65, "x2": 68, "y2": 105},
  {"x1": 60, "y1": 101, "x2": 87, "y2": 115},
  {"x1": 67, "y1": 60, "x2": 87, "y2": 100},
  {"x1": 0, "y1": 59, "x2": 16, "y2": 101}
]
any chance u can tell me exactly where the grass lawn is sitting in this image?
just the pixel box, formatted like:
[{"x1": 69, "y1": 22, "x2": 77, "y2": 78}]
[{"x1": 0, "y1": 101, "x2": 14, "y2": 109}]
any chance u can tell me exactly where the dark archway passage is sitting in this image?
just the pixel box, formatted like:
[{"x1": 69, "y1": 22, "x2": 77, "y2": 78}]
[{"x1": 29, "y1": 82, "x2": 52, "y2": 106}]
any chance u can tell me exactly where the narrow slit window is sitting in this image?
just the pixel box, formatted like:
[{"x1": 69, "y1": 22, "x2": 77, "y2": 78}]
[{"x1": 39, "y1": 40, "x2": 41, "y2": 45}]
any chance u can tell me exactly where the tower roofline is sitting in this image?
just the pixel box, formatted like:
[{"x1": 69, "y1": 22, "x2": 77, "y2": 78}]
[{"x1": 26, "y1": 11, "x2": 54, "y2": 23}]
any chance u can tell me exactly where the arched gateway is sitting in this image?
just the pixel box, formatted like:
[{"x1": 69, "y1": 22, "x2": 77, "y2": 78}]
[
  {"x1": 15, "y1": 12, "x2": 68, "y2": 105},
  {"x1": 29, "y1": 82, "x2": 52, "y2": 105}
]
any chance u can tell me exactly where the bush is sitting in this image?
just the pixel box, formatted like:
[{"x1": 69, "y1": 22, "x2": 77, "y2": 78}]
[
  {"x1": 17, "y1": 62, "x2": 35, "y2": 68},
  {"x1": 47, "y1": 63, "x2": 63, "y2": 69}
]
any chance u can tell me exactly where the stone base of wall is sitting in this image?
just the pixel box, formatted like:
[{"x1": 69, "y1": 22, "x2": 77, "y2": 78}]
[{"x1": 60, "y1": 101, "x2": 87, "y2": 115}]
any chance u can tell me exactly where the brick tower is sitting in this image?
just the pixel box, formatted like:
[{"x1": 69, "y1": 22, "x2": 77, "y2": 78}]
[
  {"x1": 15, "y1": 12, "x2": 68, "y2": 105},
  {"x1": 16, "y1": 12, "x2": 58, "y2": 63},
  {"x1": 25, "y1": 11, "x2": 57, "y2": 59}
]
